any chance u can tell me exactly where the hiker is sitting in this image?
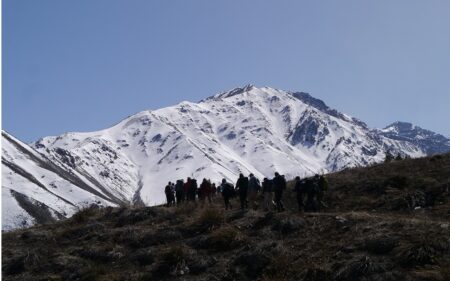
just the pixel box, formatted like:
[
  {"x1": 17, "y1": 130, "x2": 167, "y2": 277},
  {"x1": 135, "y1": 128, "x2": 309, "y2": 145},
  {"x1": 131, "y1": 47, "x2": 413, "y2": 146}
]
[
  {"x1": 248, "y1": 173, "x2": 261, "y2": 209},
  {"x1": 199, "y1": 178, "x2": 212, "y2": 207},
  {"x1": 220, "y1": 179, "x2": 235, "y2": 210},
  {"x1": 317, "y1": 174, "x2": 328, "y2": 209},
  {"x1": 189, "y1": 179, "x2": 198, "y2": 202},
  {"x1": 165, "y1": 182, "x2": 175, "y2": 206},
  {"x1": 235, "y1": 173, "x2": 249, "y2": 210},
  {"x1": 294, "y1": 176, "x2": 305, "y2": 211},
  {"x1": 184, "y1": 178, "x2": 191, "y2": 201},
  {"x1": 211, "y1": 183, "x2": 217, "y2": 197},
  {"x1": 272, "y1": 172, "x2": 286, "y2": 212},
  {"x1": 175, "y1": 179, "x2": 185, "y2": 205},
  {"x1": 304, "y1": 176, "x2": 319, "y2": 212},
  {"x1": 261, "y1": 177, "x2": 273, "y2": 211}
]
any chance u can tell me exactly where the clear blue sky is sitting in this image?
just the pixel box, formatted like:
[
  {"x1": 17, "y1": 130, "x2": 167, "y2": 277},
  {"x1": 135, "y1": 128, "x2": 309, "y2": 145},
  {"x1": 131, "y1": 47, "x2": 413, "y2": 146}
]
[{"x1": 3, "y1": 0, "x2": 450, "y2": 142}]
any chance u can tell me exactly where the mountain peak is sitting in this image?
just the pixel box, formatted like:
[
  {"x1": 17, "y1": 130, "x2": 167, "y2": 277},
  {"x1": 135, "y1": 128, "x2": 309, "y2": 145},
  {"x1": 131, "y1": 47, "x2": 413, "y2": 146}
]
[
  {"x1": 384, "y1": 121, "x2": 414, "y2": 131},
  {"x1": 290, "y1": 91, "x2": 328, "y2": 111},
  {"x1": 289, "y1": 91, "x2": 368, "y2": 128},
  {"x1": 201, "y1": 84, "x2": 257, "y2": 102}
]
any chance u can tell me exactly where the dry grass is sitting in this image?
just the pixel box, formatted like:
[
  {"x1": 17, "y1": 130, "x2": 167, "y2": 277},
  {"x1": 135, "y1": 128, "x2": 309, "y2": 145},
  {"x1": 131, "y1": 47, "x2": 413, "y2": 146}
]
[{"x1": 2, "y1": 153, "x2": 450, "y2": 281}]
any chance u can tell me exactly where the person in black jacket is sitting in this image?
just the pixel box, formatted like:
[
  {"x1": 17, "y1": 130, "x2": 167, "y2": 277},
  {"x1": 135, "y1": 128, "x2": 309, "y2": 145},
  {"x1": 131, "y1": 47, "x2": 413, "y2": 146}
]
[
  {"x1": 304, "y1": 176, "x2": 319, "y2": 212},
  {"x1": 175, "y1": 179, "x2": 185, "y2": 205},
  {"x1": 248, "y1": 173, "x2": 261, "y2": 209},
  {"x1": 235, "y1": 173, "x2": 249, "y2": 210},
  {"x1": 220, "y1": 179, "x2": 235, "y2": 210},
  {"x1": 165, "y1": 182, "x2": 175, "y2": 207},
  {"x1": 272, "y1": 172, "x2": 286, "y2": 212},
  {"x1": 186, "y1": 178, "x2": 197, "y2": 202}
]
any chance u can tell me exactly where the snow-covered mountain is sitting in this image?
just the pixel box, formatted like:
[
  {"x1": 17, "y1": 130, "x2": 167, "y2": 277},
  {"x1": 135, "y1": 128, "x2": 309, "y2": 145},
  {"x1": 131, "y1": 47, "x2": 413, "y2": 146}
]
[
  {"x1": 3, "y1": 85, "x2": 449, "y2": 229},
  {"x1": 2, "y1": 131, "x2": 122, "y2": 230}
]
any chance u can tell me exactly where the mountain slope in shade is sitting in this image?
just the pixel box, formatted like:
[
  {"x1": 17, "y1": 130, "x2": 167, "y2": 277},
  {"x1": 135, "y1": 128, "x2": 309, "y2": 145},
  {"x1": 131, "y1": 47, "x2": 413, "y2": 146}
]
[
  {"x1": 31, "y1": 86, "x2": 428, "y2": 206},
  {"x1": 1, "y1": 131, "x2": 123, "y2": 230}
]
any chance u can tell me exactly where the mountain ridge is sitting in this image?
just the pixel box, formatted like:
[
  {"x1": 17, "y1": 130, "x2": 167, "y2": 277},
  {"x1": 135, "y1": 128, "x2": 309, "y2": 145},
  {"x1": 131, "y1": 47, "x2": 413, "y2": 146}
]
[{"x1": 2, "y1": 85, "x2": 450, "y2": 230}]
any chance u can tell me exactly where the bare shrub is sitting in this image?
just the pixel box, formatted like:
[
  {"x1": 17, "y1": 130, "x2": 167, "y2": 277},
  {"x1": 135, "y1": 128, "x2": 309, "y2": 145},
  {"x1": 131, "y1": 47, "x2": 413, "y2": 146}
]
[
  {"x1": 152, "y1": 245, "x2": 189, "y2": 277},
  {"x1": 206, "y1": 226, "x2": 245, "y2": 251},
  {"x1": 196, "y1": 207, "x2": 223, "y2": 230},
  {"x1": 70, "y1": 205, "x2": 100, "y2": 225}
]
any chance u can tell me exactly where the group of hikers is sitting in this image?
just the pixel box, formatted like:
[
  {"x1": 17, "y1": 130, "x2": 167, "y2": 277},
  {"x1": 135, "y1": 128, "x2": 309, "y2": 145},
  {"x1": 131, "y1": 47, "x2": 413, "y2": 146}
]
[
  {"x1": 164, "y1": 172, "x2": 328, "y2": 212},
  {"x1": 164, "y1": 178, "x2": 217, "y2": 207}
]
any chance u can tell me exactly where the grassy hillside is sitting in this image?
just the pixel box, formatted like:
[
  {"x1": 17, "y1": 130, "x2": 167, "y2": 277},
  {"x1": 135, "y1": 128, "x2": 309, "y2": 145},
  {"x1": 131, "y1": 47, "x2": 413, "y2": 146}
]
[{"x1": 3, "y1": 153, "x2": 450, "y2": 281}]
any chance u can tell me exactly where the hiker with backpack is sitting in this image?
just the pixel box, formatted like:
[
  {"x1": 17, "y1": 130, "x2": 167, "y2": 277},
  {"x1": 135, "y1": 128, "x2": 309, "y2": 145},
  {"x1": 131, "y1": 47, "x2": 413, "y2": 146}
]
[
  {"x1": 235, "y1": 173, "x2": 249, "y2": 210},
  {"x1": 189, "y1": 179, "x2": 198, "y2": 202},
  {"x1": 220, "y1": 179, "x2": 235, "y2": 210},
  {"x1": 261, "y1": 177, "x2": 273, "y2": 211},
  {"x1": 272, "y1": 172, "x2": 286, "y2": 212},
  {"x1": 248, "y1": 173, "x2": 261, "y2": 209}
]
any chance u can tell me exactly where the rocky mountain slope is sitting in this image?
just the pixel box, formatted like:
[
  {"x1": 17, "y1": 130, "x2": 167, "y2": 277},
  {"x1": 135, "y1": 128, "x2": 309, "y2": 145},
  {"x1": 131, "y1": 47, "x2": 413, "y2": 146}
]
[
  {"x1": 377, "y1": 121, "x2": 450, "y2": 155},
  {"x1": 3, "y1": 85, "x2": 450, "y2": 230},
  {"x1": 3, "y1": 153, "x2": 450, "y2": 281}
]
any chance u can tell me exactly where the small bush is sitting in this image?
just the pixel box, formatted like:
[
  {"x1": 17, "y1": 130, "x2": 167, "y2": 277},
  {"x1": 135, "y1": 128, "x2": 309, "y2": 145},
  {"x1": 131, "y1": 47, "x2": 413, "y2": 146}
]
[
  {"x1": 396, "y1": 243, "x2": 437, "y2": 267},
  {"x1": 206, "y1": 226, "x2": 244, "y2": 251},
  {"x1": 197, "y1": 208, "x2": 223, "y2": 230},
  {"x1": 263, "y1": 250, "x2": 294, "y2": 280},
  {"x1": 152, "y1": 245, "x2": 189, "y2": 277},
  {"x1": 70, "y1": 205, "x2": 100, "y2": 224},
  {"x1": 113, "y1": 227, "x2": 141, "y2": 248},
  {"x1": 162, "y1": 245, "x2": 186, "y2": 265}
]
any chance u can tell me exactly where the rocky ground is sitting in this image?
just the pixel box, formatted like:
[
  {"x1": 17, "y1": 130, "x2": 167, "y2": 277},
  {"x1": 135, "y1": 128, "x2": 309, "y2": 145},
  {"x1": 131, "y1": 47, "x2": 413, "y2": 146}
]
[{"x1": 2, "y1": 153, "x2": 450, "y2": 281}]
